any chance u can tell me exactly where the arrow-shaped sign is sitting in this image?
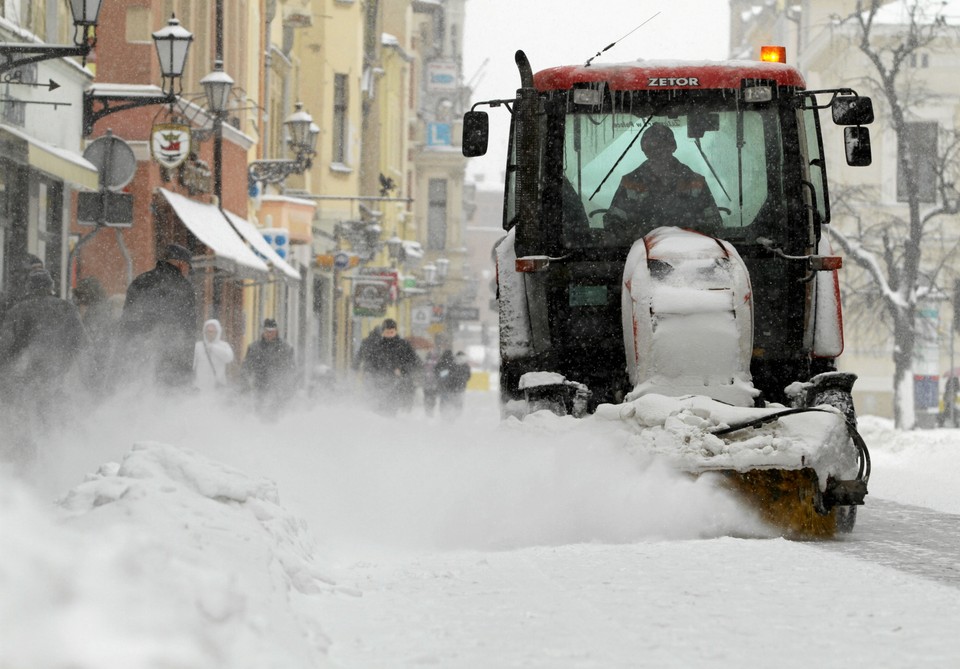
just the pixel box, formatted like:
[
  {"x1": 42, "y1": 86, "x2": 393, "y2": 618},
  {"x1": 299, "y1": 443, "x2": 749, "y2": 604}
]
[{"x1": 4, "y1": 77, "x2": 59, "y2": 91}]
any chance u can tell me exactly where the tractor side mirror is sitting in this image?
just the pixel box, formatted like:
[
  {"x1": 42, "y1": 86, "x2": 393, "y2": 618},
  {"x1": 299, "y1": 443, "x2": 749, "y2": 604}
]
[
  {"x1": 832, "y1": 96, "x2": 874, "y2": 125},
  {"x1": 462, "y1": 111, "x2": 489, "y2": 157},
  {"x1": 844, "y1": 126, "x2": 872, "y2": 166}
]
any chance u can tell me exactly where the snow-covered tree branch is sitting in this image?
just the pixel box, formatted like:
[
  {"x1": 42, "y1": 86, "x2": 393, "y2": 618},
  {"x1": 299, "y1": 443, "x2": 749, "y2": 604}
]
[{"x1": 829, "y1": 0, "x2": 960, "y2": 427}]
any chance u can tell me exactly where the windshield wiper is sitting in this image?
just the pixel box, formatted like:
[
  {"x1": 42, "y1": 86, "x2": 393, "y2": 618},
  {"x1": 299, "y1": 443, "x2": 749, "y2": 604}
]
[
  {"x1": 694, "y1": 137, "x2": 731, "y2": 201},
  {"x1": 588, "y1": 115, "x2": 654, "y2": 201}
]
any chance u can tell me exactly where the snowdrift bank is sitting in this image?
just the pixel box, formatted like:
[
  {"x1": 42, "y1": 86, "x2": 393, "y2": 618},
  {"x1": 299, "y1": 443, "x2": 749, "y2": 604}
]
[{"x1": 1, "y1": 443, "x2": 335, "y2": 669}]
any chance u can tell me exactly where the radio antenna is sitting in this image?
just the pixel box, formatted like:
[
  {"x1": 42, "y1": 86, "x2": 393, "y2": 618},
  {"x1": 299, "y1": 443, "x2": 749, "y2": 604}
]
[{"x1": 584, "y1": 11, "x2": 661, "y2": 67}]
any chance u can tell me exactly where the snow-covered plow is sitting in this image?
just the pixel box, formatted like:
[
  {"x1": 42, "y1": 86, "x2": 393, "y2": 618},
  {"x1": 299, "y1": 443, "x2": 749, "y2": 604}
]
[
  {"x1": 465, "y1": 48, "x2": 876, "y2": 537},
  {"x1": 510, "y1": 228, "x2": 870, "y2": 538},
  {"x1": 509, "y1": 370, "x2": 872, "y2": 538},
  {"x1": 520, "y1": 378, "x2": 870, "y2": 538}
]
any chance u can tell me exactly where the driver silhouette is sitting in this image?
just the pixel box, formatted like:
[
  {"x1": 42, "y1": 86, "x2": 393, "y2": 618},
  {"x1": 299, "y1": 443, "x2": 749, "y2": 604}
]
[{"x1": 603, "y1": 122, "x2": 721, "y2": 243}]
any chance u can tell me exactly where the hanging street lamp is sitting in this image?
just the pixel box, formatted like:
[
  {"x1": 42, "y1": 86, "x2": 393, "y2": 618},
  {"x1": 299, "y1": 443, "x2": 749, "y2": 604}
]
[
  {"x1": 248, "y1": 102, "x2": 320, "y2": 189},
  {"x1": 0, "y1": 0, "x2": 104, "y2": 75},
  {"x1": 82, "y1": 15, "x2": 194, "y2": 136}
]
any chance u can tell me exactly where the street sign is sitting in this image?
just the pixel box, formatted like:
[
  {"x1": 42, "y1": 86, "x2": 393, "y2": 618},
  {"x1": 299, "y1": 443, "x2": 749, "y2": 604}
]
[
  {"x1": 83, "y1": 133, "x2": 137, "y2": 191},
  {"x1": 412, "y1": 305, "x2": 431, "y2": 327},
  {"x1": 77, "y1": 191, "x2": 133, "y2": 227},
  {"x1": 445, "y1": 306, "x2": 480, "y2": 321},
  {"x1": 334, "y1": 251, "x2": 350, "y2": 270}
]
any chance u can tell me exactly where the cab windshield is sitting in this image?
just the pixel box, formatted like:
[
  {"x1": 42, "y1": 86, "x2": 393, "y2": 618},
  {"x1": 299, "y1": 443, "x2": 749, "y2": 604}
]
[{"x1": 559, "y1": 93, "x2": 787, "y2": 248}]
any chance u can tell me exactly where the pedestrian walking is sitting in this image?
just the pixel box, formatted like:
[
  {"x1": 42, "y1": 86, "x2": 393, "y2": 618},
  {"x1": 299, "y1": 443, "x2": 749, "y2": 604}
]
[
  {"x1": 0, "y1": 269, "x2": 88, "y2": 461},
  {"x1": 353, "y1": 318, "x2": 421, "y2": 415},
  {"x1": 0, "y1": 254, "x2": 44, "y2": 325},
  {"x1": 422, "y1": 346, "x2": 442, "y2": 417},
  {"x1": 193, "y1": 318, "x2": 234, "y2": 394},
  {"x1": 242, "y1": 318, "x2": 296, "y2": 412},
  {"x1": 116, "y1": 243, "x2": 197, "y2": 389},
  {"x1": 73, "y1": 276, "x2": 116, "y2": 395},
  {"x1": 435, "y1": 349, "x2": 471, "y2": 418}
]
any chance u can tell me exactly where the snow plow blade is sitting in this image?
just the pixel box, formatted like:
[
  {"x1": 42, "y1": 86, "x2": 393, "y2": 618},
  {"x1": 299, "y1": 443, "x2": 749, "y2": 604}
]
[
  {"x1": 588, "y1": 393, "x2": 871, "y2": 539},
  {"x1": 720, "y1": 468, "x2": 861, "y2": 539}
]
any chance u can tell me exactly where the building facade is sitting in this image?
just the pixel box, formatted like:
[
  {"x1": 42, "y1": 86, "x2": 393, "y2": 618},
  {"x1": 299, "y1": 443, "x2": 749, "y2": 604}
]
[
  {"x1": 1, "y1": 0, "x2": 476, "y2": 396},
  {"x1": 730, "y1": 0, "x2": 960, "y2": 420}
]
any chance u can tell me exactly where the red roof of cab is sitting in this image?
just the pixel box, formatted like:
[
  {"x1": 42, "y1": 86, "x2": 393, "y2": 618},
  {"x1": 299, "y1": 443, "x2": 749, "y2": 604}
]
[{"x1": 533, "y1": 60, "x2": 806, "y2": 91}]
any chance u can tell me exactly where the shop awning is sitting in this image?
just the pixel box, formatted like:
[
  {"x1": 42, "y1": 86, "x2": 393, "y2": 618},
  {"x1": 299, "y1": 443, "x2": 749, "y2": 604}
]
[
  {"x1": 159, "y1": 188, "x2": 269, "y2": 276},
  {"x1": 222, "y1": 210, "x2": 302, "y2": 282},
  {"x1": 1, "y1": 124, "x2": 99, "y2": 190}
]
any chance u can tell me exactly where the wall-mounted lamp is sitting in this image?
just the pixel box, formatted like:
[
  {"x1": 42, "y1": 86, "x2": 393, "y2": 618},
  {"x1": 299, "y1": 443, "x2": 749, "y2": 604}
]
[
  {"x1": 421, "y1": 263, "x2": 438, "y2": 286},
  {"x1": 154, "y1": 16, "x2": 193, "y2": 95},
  {"x1": 336, "y1": 219, "x2": 384, "y2": 261},
  {"x1": 0, "y1": 0, "x2": 104, "y2": 76},
  {"x1": 82, "y1": 15, "x2": 193, "y2": 136},
  {"x1": 248, "y1": 102, "x2": 320, "y2": 189},
  {"x1": 200, "y1": 59, "x2": 234, "y2": 114},
  {"x1": 386, "y1": 235, "x2": 403, "y2": 261}
]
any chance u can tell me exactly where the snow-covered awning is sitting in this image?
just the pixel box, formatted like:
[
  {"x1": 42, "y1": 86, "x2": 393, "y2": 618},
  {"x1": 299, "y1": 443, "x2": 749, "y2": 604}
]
[
  {"x1": 158, "y1": 188, "x2": 269, "y2": 277},
  {"x1": 1, "y1": 124, "x2": 99, "y2": 190},
  {"x1": 222, "y1": 210, "x2": 301, "y2": 282}
]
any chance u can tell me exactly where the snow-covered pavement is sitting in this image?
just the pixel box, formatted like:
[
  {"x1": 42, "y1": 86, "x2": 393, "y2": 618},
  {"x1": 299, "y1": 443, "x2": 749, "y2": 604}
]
[{"x1": 2, "y1": 389, "x2": 959, "y2": 668}]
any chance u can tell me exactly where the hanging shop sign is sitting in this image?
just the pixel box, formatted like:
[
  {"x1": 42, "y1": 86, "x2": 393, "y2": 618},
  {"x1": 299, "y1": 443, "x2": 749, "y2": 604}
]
[
  {"x1": 352, "y1": 267, "x2": 399, "y2": 317},
  {"x1": 151, "y1": 123, "x2": 192, "y2": 170},
  {"x1": 353, "y1": 280, "x2": 390, "y2": 317},
  {"x1": 426, "y1": 60, "x2": 457, "y2": 91}
]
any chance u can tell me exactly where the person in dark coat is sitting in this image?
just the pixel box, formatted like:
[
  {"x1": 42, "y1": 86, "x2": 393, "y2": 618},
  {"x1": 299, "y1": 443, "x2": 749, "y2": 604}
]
[
  {"x1": 434, "y1": 349, "x2": 472, "y2": 418},
  {"x1": 354, "y1": 318, "x2": 421, "y2": 415},
  {"x1": 117, "y1": 243, "x2": 197, "y2": 388},
  {"x1": 604, "y1": 122, "x2": 722, "y2": 244},
  {"x1": 352, "y1": 325, "x2": 381, "y2": 371},
  {"x1": 0, "y1": 269, "x2": 88, "y2": 460},
  {"x1": 0, "y1": 254, "x2": 44, "y2": 325},
  {"x1": 242, "y1": 318, "x2": 296, "y2": 411},
  {"x1": 0, "y1": 268, "x2": 88, "y2": 395},
  {"x1": 421, "y1": 344, "x2": 443, "y2": 417}
]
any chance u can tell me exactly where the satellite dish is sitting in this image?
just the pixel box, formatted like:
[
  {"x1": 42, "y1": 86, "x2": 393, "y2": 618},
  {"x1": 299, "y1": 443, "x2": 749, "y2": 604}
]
[{"x1": 83, "y1": 132, "x2": 137, "y2": 192}]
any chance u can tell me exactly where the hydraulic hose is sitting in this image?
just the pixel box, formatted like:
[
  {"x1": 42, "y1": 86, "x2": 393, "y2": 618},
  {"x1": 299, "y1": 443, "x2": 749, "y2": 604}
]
[{"x1": 711, "y1": 407, "x2": 871, "y2": 484}]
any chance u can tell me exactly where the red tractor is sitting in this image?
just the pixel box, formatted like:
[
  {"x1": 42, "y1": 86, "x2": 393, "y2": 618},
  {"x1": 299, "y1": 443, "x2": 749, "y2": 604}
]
[{"x1": 463, "y1": 47, "x2": 873, "y2": 536}]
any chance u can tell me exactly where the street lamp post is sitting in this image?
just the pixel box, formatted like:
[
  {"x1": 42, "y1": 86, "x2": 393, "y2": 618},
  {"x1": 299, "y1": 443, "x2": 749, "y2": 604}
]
[
  {"x1": 200, "y1": 60, "x2": 234, "y2": 205},
  {"x1": 82, "y1": 15, "x2": 194, "y2": 135},
  {"x1": 0, "y1": 0, "x2": 104, "y2": 75}
]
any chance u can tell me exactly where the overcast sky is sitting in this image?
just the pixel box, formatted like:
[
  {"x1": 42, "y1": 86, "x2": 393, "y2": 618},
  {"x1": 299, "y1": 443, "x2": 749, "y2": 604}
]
[{"x1": 461, "y1": 0, "x2": 732, "y2": 185}]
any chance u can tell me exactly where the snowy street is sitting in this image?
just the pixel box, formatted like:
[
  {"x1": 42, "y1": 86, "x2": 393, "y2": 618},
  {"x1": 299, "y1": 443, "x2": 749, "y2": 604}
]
[
  {"x1": 3, "y1": 389, "x2": 960, "y2": 668},
  {"x1": 321, "y1": 524, "x2": 960, "y2": 668}
]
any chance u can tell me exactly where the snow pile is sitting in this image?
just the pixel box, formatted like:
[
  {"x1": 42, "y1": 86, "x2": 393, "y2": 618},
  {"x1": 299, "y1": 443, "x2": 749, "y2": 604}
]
[
  {"x1": 593, "y1": 393, "x2": 857, "y2": 485},
  {"x1": 860, "y1": 416, "x2": 960, "y2": 514},
  {"x1": 1, "y1": 443, "x2": 334, "y2": 669}
]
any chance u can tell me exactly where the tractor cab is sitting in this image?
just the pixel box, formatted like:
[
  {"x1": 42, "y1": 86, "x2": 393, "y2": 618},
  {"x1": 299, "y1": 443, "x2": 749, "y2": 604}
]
[{"x1": 465, "y1": 49, "x2": 873, "y2": 412}]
